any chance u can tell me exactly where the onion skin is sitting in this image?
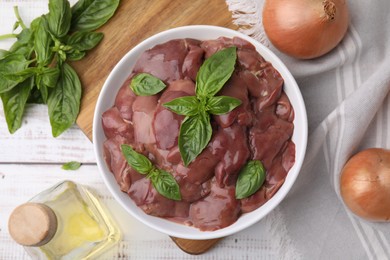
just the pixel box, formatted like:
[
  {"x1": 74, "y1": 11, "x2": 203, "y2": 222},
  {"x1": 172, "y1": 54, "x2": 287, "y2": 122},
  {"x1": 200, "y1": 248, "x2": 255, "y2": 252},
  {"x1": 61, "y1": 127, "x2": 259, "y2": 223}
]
[
  {"x1": 262, "y1": 0, "x2": 349, "y2": 59},
  {"x1": 340, "y1": 148, "x2": 390, "y2": 222}
]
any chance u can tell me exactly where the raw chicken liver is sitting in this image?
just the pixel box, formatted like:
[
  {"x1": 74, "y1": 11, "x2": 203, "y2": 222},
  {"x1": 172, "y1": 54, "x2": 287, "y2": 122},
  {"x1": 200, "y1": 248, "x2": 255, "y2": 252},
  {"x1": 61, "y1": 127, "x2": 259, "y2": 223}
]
[{"x1": 102, "y1": 37, "x2": 295, "y2": 231}]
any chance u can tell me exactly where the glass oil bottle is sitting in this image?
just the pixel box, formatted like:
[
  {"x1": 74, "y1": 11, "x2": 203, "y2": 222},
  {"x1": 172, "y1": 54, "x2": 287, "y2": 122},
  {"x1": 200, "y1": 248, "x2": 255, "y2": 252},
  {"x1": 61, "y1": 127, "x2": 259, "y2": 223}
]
[{"x1": 8, "y1": 180, "x2": 121, "y2": 259}]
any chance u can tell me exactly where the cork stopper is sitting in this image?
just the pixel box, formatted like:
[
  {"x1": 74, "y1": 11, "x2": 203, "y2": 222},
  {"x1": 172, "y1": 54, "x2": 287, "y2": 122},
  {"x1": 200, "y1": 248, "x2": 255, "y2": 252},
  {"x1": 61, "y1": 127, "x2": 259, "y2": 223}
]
[{"x1": 8, "y1": 203, "x2": 58, "y2": 247}]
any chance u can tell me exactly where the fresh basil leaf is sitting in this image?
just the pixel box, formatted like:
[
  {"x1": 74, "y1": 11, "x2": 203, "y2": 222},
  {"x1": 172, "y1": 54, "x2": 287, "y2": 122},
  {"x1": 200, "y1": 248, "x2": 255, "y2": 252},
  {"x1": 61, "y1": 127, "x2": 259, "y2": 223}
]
[
  {"x1": 0, "y1": 54, "x2": 31, "y2": 93},
  {"x1": 235, "y1": 160, "x2": 266, "y2": 199},
  {"x1": 71, "y1": 0, "x2": 120, "y2": 32},
  {"x1": 34, "y1": 17, "x2": 54, "y2": 66},
  {"x1": 130, "y1": 73, "x2": 166, "y2": 96},
  {"x1": 66, "y1": 50, "x2": 86, "y2": 61},
  {"x1": 179, "y1": 112, "x2": 212, "y2": 166},
  {"x1": 121, "y1": 144, "x2": 153, "y2": 174},
  {"x1": 163, "y1": 96, "x2": 200, "y2": 116},
  {"x1": 38, "y1": 67, "x2": 60, "y2": 88},
  {"x1": 61, "y1": 161, "x2": 81, "y2": 170},
  {"x1": 6, "y1": 22, "x2": 35, "y2": 59},
  {"x1": 30, "y1": 16, "x2": 41, "y2": 31},
  {"x1": 0, "y1": 77, "x2": 33, "y2": 133},
  {"x1": 67, "y1": 31, "x2": 104, "y2": 51},
  {"x1": 16, "y1": 28, "x2": 33, "y2": 45},
  {"x1": 9, "y1": 28, "x2": 34, "y2": 59},
  {"x1": 196, "y1": 47, "x2": 236, "y2": 98},
  {"x1": 3, "y1": 67, "x2": 37, "y2": 83},
  {"x1": 35, "y1": 67, "x2": 59, "y2": 103},
  {"x1": 47, "y1": 63, "x2": 81, "y2": 137},
  {"x1": 9, "y1": 44, "x2": 33, "y2": 59},
  {"x1": 207, "y1": 95, "x2": 242, "y2": 115},
  {"x1": 40, "y1": 85, "x2": 49, "y2": 104},
  {"x1": 150, "y1": 169, "x2": 181, "y2": 201},
  {"x1": 0, "y1": 50, "x2": 9, "y2": 59},
  {"x1": 47, "y1": 0, "x2": 72, "y2": 38}
]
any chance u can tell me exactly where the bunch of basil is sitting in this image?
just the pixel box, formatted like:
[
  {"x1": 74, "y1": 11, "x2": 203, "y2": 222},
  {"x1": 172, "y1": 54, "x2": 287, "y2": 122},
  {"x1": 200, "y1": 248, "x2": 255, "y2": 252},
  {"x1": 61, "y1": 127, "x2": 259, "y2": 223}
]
[{"x1": 0, "y1": 0, "x2": 119, "y2": 137}]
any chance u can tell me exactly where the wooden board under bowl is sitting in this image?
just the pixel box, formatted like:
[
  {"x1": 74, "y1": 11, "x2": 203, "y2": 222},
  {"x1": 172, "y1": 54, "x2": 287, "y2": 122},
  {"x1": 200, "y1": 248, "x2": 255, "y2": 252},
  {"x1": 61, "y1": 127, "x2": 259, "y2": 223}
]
[{"x1": 73, "y1": 0, "x2": 236, "y2": 255}]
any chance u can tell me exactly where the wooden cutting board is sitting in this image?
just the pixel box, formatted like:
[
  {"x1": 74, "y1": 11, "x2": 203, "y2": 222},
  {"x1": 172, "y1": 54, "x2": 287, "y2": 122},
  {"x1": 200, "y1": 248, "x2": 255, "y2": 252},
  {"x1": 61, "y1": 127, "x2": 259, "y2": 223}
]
[{"x1": 73, "y1": 0, "x2": 236, "y2": 255}]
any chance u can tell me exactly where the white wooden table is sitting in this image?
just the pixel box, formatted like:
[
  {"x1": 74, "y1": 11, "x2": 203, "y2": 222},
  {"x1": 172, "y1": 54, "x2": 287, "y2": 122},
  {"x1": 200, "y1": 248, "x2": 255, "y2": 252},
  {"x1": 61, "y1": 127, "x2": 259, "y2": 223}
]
[
  {"x1": 0, "y1": 1, "x2": 300, "y2": 259},
  {"x1": 0, "y1": 88, "x2": 299, "y2": 260}
]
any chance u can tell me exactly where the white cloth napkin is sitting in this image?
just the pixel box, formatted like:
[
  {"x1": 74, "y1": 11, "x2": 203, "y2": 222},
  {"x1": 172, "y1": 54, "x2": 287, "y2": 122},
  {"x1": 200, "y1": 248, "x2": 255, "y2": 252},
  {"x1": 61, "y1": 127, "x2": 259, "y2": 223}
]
[{"x1": 226, "y1": 0, "x2": 390, "y2": 259}]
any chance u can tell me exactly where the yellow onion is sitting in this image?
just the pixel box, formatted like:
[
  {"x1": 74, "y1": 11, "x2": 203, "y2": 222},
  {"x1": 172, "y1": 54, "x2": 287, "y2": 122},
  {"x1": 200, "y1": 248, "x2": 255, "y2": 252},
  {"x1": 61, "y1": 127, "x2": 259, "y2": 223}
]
[
  {"x1": 340, "y1": 148, "x2": 390, "y2": 221},
  {"x1": 262, "y1": 0, "x2": 349, "y2": 59}
]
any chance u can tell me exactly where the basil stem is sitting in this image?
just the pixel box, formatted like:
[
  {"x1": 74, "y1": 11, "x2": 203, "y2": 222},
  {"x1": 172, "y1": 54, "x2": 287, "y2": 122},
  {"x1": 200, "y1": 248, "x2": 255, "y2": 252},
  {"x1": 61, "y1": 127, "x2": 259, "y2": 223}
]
[
  {"x1": 235, "y1": 160, "x2": 266, "y2": 199},
  {"x1": 121, "y1": 144, "x2": 181, "y2": 201}
]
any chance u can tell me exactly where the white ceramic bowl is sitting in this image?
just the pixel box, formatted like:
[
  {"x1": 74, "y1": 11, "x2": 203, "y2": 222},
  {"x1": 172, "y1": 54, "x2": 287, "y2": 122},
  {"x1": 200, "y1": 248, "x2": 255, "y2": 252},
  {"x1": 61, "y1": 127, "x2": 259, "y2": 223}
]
[{"x1": 93, "y1": 25, "x2": 308, "y2": 240}]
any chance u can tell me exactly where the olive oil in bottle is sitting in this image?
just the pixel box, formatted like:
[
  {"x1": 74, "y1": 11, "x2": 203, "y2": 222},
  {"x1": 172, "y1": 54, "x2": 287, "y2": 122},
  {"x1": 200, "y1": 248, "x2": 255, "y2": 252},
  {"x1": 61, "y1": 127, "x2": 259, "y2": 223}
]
[{"x1": 8, "y1": 181, "x2": 121, "y2": 259}]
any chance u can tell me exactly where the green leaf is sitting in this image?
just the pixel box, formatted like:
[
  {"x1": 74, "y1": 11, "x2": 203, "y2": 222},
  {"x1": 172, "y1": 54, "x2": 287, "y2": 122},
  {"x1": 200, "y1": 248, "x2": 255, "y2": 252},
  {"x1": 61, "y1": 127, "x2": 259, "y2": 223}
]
[
  {"x1": 9, "y1": 44, "x2": 33, "y2": 59},
  {"x1": 66, "y1": 50, "x2": 86, "y2": 61},
  {"x1": 47, "y1": 63, "x2": 81, "y2": 137},
  {"x1": 196, "y1": 47, "x2": 237, "y2": 98},
  {"x1": 16, "y1": 28, "x2": 33, "y2": 45},
  {"x1": 235, "y1": 160, "x2": 266, "y2": 199},
  {"x1": 39, "y1": 85, "x2": 49, "y2": 104},
  {"x1": 9, "y1": 28, "x2": 34, "y2": 59},
  {"x1": 121, "y1": 144, "x2": 153, "y2": 174},
  {"x1": 37, "y1": 67, "x2": 60, "y2": 88},
  {"x1": 3, "y1": 67, "x2": 37, "y2": 83},
  {"x1": 150, "y1": 169, "x2": 181, "y2": 201},
  {"x1": 0, "y1": 50, "x2": 9, "y2": 59},
  {"x1": 0, "y1": 53, "x2": 31, "y2": 93},
  {"x1": 179, "y1": 112, "x2": 212, "y2": 166},
  {"x1": 47, "y1": 0, "x2": 72, "y2": 38},
  {"x1": 130, "y1": 73, "x2": 166, "y2": 96},
  {"x1": 67, "y1": 31, "x2": 104, "y2": 51},
  {"x1": 61, "y1": 161, "x2": 81, "y2": 170},
  {"x1": 163, "y1": 96, "x2": 200, "y2": 116},
  {"x1": 34, "y1": 17, "x2": 54, "y2": 66},
  {"x1": 207, "y1": 95, "x2": 242, "y2": 115},
  {"x1": 71, "y1": 0, "x2": 120, "y2": 32},
  {"x1": 35, "y1": 66, "x2": 59, "y2": 103},
  {"x1": 0, "y1": 77, "x2": 33, "y2": 133}
]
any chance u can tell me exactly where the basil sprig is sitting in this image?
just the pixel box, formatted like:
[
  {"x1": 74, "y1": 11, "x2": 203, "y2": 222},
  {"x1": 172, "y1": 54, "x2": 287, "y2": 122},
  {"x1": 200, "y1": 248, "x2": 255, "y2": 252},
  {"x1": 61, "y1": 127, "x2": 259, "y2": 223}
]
[
  {"x1": 235, "y1": 160, "x2": 266, "y2": 199},
  {"x1": 0, "y1": 0, "x2": 119, "y2": 136},
  {"x1": 121, "y1": 144, "x2": 181, "y2": 201},
  {"x1": 130, "y1": 73, "x2": 167, "y2": 96},
  {"x1": 163, "y1": 47, "x2": 241, "y2": 166}
]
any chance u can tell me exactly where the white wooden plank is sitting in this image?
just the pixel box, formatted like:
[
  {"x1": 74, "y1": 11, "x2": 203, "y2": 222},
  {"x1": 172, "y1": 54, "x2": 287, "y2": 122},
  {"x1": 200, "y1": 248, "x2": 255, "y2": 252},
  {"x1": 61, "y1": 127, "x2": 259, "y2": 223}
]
[
  {"x1": 0, "y1": 164, "x2": 298, "y2": 259},
  {"x1": 0, "y1": 164, "x2": 166, "y2": 259},
  {"x1": 0, "y1": 104, "x2": 95, "y2": 163}
]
